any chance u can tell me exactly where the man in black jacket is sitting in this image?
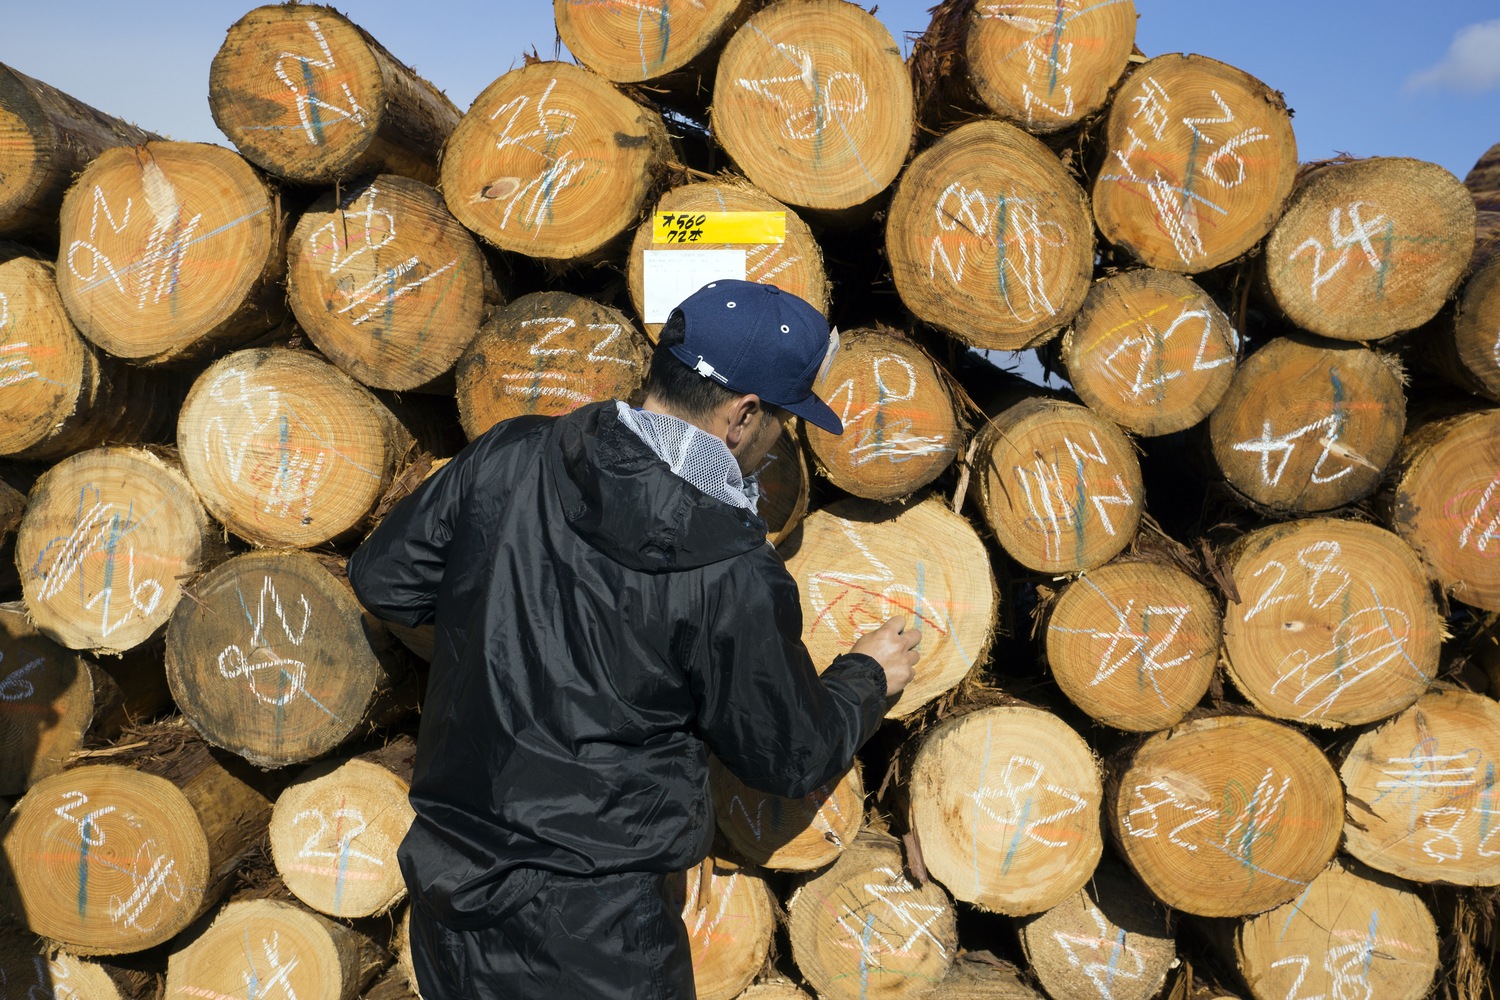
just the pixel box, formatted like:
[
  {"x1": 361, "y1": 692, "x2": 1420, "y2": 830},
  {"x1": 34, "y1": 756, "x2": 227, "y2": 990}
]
[{"x1": 347, "y1": 280, "x2": 919, "y2": 999}]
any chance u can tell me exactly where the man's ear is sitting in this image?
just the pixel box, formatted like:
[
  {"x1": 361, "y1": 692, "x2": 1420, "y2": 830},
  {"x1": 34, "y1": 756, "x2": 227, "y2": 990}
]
[{"x1": 723, "y1": 394, "x2": 761, "y2": 448}]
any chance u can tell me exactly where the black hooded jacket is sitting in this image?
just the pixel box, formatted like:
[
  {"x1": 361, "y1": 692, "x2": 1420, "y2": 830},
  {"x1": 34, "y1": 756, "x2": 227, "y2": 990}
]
[{"x1": 347, "y1": 401, "x2": 888, "y2": 929}]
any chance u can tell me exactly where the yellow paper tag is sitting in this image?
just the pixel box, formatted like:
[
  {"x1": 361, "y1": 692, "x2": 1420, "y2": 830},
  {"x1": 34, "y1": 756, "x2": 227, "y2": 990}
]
[{"x1": 652, "y1": 211, "x2": 786, "y2": 245}]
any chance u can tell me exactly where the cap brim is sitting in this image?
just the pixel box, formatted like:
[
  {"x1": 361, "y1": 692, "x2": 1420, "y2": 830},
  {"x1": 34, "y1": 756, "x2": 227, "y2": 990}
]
[{"x1": 781, "y1": 393, "x2": 843, "y2": 434}]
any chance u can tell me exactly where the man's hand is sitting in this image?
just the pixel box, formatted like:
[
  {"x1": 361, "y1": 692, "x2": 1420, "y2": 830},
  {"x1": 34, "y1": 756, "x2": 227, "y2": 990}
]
[{"x1": 851, "y1": 616, "x2": 920, "y2": 698}]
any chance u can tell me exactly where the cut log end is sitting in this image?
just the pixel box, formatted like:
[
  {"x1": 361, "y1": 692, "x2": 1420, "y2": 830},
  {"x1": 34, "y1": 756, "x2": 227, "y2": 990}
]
[
  {"x1": 783, "y1": 497, "x2": 996, "y2": 719},
  {"x1": 1209, "y1": 337, "x2": 1406, "y2": 513},
  {"x1": 1340, "y1": 688, "x2": 1500, "y2": 886},
  {"x1": 441, "y1": 62, "x2": 671, "y2": 260},
  {"x1": 288, "y1": 175, "x2": 493, "y2": 391},
  {"x1": 1449, "y1": 258, "x2": 1500, "y2": 401},
  {"x1": 677, "y1": 859, "x2": 776, "y2": 1000},
  {"x1": 975, "y1": 398, "x2": 1145, "y2": 573},
  {"x1": 886, "y1": 119, "x2": 1094, "y2": 350},
  {"x1": 908, "y1": 706, "x2": 1104, "y2": 915},
  {"x1": 710, "y1": 755, "x2": 863, "y2": 871},
  {"x1": 1062, "y1": 269, "x2": 1238, "y2": 436},
  {"x1": 1265, "y1": 158, "x2": 1476, "y2": 341},
  {"x1": 1222, "y1": 519, "x2": 1440, "y2": 728},
  {"x1": 1093, "y1": 54, "x2": 1298, "y2": 273},
  {"x1": 1111, "y1": 715, "x2": 1344, "y2": 917},
  {"x1": 55, "y1": 142, "x2": 285, "y2": 364},
  {"x1": 803, "y1": 329, "x2": 962, "y2": 500},
  {"x1": 712, "y1": 0, "x2": 913, "y2": 212},
  {"x1": 1046, "y1": 559, "x2": 1221, "y2": 731},
  {"x1": 556, "y1": 0, "x2": 750, "y2": 84}
]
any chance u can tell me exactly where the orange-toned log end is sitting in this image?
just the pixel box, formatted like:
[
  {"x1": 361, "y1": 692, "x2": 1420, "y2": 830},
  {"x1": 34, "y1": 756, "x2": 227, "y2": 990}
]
[
  {"x1": 209, "y1": 5, "x2": 459, "y2": 185},
  {"x1": 177, "y1": 348, "x2": 412, "y2": 548},
  {"x1": 886, "y1": 119, "x2": 1094, "y2": 350},
  {"x1": 1236, "y1": 860, "x2": 1439, "y2": 1000},
  {"x1": 556, "y1": 0, "x2": 753, "y2": 84},
  {"x1": 1340, "y1": 688, "x2": 1500, "y2": 886},
  {"x1": 441, "y1": 62, "x2": 671, "y2": 261},
  {"x1": 17, "y1": 447, "x2": 211, "y2": 654},
  {"x1": 1110, "y1": 714, "x2": 1343, "y2": 917},
  {"x1": 803, "y1": 328, "x2": 962, "y2": 501},
  {"x1": 974, "y1": 397, "x2": 1145, "y2": 573},
  {"x1": 1208, "y1": 337, "x2": 1406, "y2": 513},
  {"x1": 710, "y1": 755, "x2": 863, "y2": 872},
  {"x1": 626, "y1": 180, "x2": 828, "y2": 342},
  {"x1": 962, "y1": 0, "x2": 1138, "y2": 134},
  {"x1": 674, "y1": 858, "x2": 776, "y2": 1000},
  {"x1": 786, "y1": 833, "x2": 957, "y2": 1000},
  {"x1": 1390, "y1": 408, "x2": 1500, "y2": 611},
  {"x1": 782, "y1": 497, "x2": 997, "y2": 719},
  {"x1": 712, "y1": 0, "x2": 913, "y2": 213},
  {"x1": 288, "y1": 174, "x2": 494, "y2": 391},
  {"x1": 1265, "y1": 158, "x2": 1475, "y2": 341},
  {"x1": 760, "y1": 424, "x2": 810, "y2": 547},
  {"x1": 1046, "y1": 558, "x2": 1220, "y2": 731},
  {"x1": 454, "y1": 291, "x2": 649, "y2": 440},
  {"x1": 55, "y1": 142, "x2": 285, "y2": 364},
  {"x1": 908, "y1": 706, "x2": 1104, "y2": 915},
  {"x1": 1221, "y1": 518, "x2": 1440, "y2": 728},
  {"x1": 1062, "y1": 269, "x2": 1237, "y2": 436},
  {"x1": 1093, "y1": 54, "x2": 1298, "y2": 273}
]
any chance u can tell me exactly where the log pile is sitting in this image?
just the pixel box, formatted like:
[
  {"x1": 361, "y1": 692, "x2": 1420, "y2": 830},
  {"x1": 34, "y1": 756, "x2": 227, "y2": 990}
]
[{"x1": 2, "y1": 1, "x2": 1498, "y2": 998}]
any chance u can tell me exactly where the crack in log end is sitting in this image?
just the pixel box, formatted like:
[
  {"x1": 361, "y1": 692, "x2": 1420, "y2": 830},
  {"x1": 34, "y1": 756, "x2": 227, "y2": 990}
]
[
  {"x1": 478, "y1": 178, "x2": 521, "y2": 202},
  {"x1": 614, "y1": 132, "x2": 648, "y2": 148}
]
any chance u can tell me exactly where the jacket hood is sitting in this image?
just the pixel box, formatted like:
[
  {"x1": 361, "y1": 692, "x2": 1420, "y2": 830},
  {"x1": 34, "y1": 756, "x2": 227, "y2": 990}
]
[{"x1": 552, "y1": 402, "x2": 769, "y2": 572}]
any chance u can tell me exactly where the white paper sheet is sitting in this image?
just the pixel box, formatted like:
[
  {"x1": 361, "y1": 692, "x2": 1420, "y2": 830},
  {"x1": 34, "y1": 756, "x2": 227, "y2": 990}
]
[{"x1": 641, "y1": 249, "x2": 748, "y2": 323}]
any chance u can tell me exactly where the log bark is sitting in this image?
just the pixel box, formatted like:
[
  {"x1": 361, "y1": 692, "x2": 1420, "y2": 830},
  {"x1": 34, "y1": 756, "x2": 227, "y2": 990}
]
[
  {"x1": 453, "y1": 291, "x2": 649, "y2": 440},
  {"x1": 16, "y1": 447, "x2": 217, "y2": 654},
  {"x1": 0, "y1": 604, "x2": 174, "y2": 796},
  {"x1": 885, "y1": 119, "x2": 1094, "y2": 350},
  {"x1": 738, "y1": 984, "x2": 813, "y2": 1000},
  {"x1": 936, "y1": 954, "x2": 1043, "y2": 998},
  {"x1": 711, "y1": 0, "x2": 914, "y2": 217},
  {"x1": 55, "y1": 142, "x2": 287, "y2": 365},
  {"x1": 1208, "y1": 336, "x2": 1406, "y2": 514},
  {"x1": 786, "y1": 832, "x2": 957, "y2": 1000},
  {"x1": 209, "y1": 5, "x2": 460, "y2": 185},
  {"x1": 556, "y1": 0, "x2": 755, "y2": 87},
  {"x1": 1017, "y1": 861, "x2": 1176, "y2": 1000},
  {"x1": 803, "y1": 328, "x2": 962, "y2": 501},
  {"x1": 1388, "y1": 407, "x2": 1500, "y2": 612},
  {"x1": 972, "y1": 397, "x2": 1145, "y2": 573},
  {"x1": 1264, "y1": 158, "x2": 1476, "y2": 341},
  {"x1": 1092, "y1": 54, "x2": 1298, "y2": 273},
  {"x1": 1235, "y1": 860, "x2": 1439, "y2": 1000},
  {"x1": 910, "y1": 0, "x2": 1138, "y2": 136},
  {"x1": 906, "y1": 705, "x2": 1104, "y2": 915},
  {"x1": 1061, "y1": 268, "x2": 1238, "y2": 436},
  {"x1": 269, "y1": 754, "x2": 414, "y2": 918},
  {"x1": 0, "y1": 735, "x2": 273, "y2": 954},
  {"x1": 709, "y1": 755, "x2": 863, "y2": 871},
  {"x1": 1464, "y1": 140, "x2": 1500, "y2": 213},
  {"x1": 675, "y1": 857, "x2": 776, "y2": 1000},
  {"x1": 164, "y1": 898, "x2": 385, "y2": 1000},
  {"x1": 626, "y1": 179, "x2": 829, "y2": 341},
  {"x1": 176, "y1": 348, "x2": 414, "y2": 549},
  {"x1": 1110, "y1": 714, "x2": 1344, "y2": 917},
  {"x1": 0, "y1": 252, "x2": 178, "y2": 461},
  {"x1": 1340, "y1": 687, "x2": 1500, "y2": 886},
  {"x1": 165, "y1": 550, "x2": 413, "y2": 770},
  {"x1": 781, "y1": 497, "x2": 997, "y2": 719},
  {"x1": 0, "y1": 935, "x2": 161, "y2": 999},
  {"x1": 286, "y1": 174, "x2": 497, "y2": 392},
  {"x1": 1045, "y1": 557, "x2": 1221, "y2": 732},
  {"x1": 441, "y1": 61, "x2": 672, "y2": 261},
  {"x1": 1221, "y1": 518, "x2": 1440, "y2": 728},
  {"x1": 0, "y1": 62, "x2": 159, "y2": 246}
]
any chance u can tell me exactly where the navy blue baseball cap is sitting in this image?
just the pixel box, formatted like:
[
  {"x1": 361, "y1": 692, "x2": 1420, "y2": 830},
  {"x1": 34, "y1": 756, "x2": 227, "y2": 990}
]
[{"x1": 667, "y1": 280, "x2": 843, "y2": 434}]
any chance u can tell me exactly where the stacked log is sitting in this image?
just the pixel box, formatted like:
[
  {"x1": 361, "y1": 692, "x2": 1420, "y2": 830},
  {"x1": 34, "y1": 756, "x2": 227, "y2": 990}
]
[{"x1": 2, "y1": 0, "x2": 1499, "y2": 997}]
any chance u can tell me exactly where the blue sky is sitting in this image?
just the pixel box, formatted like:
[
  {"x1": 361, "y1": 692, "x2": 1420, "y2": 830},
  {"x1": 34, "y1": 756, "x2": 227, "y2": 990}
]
[{"x1": 3, "y1": 1, "x2": 1497, "y2": 180}]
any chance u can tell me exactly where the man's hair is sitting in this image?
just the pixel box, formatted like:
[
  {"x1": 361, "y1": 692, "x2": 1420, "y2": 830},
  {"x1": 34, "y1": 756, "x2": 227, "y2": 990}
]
[{"x1": 644, "y1": 309, "x2": 747, "y2": 422}]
